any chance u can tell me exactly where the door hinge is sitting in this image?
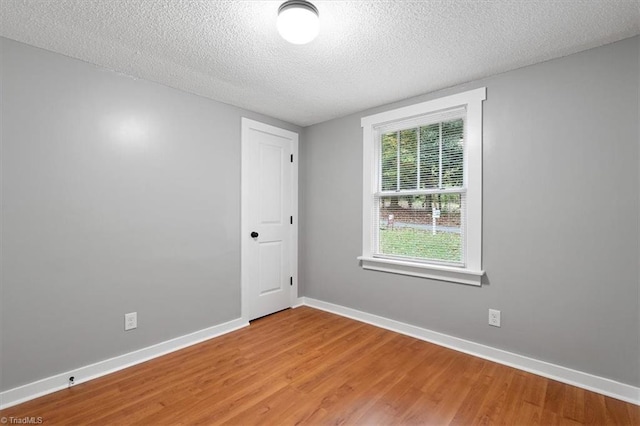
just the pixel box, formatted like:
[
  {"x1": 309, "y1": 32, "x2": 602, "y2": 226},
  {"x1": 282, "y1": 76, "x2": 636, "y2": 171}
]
[
  {"x1": 290, "y1": 276, "x2": 293, "y2": 286},
  {"x1": 290, "y1": 154, "x2": 293, "y2": 163},
  {"x1": 290, "y1": 216, "x2": 293, "y2": 224}
]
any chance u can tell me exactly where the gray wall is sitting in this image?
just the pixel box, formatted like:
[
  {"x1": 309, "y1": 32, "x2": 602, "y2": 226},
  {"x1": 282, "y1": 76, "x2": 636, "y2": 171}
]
[
  {"x1": 300, "y1": 36, "x2": 640, "y2": 386},
  {"x1": 0, "y1": 37, "x2": 300, "y2": 391},
  {"x1": 1, "y1": 34, "x2": 638, "y2": 393}
]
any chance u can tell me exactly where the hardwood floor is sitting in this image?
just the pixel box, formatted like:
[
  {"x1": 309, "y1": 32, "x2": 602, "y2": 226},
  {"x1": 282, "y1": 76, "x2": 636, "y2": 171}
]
[{"x1": 1, "y1": 306, "x2": 638, "y2": 425}]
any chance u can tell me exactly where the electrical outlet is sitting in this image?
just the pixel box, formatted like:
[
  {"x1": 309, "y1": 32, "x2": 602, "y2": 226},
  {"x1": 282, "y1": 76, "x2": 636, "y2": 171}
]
[
  {"x1": 125, "y1": 312, "x2": 137, "y2": 331},
  {"x1": 488, "y1": 309, "x2": 501, "y2": 327}
]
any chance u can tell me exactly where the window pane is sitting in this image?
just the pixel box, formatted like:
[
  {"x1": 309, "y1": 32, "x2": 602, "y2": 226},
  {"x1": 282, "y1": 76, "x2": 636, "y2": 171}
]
[
  {"x1": 377, "y1": 193, "x2": 463, "y2": 264},
  {"x1": 419, "y1": 124, "x2": 440, "y2": 189},
  {"x1": 381, "y1": 132, "x2": 398, "y2": 191},
  {"x1": 441, "y1": 119, "x2": 464, "y2": 188},
  {"x1": 399, "y1": 129, "x2": 417, "y2": 190}
]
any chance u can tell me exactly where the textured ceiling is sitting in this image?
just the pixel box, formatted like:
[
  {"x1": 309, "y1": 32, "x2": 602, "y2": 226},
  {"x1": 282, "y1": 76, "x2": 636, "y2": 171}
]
[{"x1": 1, "y1": 0, "x2": 639, "y2": 127}]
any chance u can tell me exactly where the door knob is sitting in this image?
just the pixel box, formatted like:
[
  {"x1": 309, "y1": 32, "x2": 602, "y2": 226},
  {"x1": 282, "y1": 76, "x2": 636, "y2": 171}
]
[{"x1": 251, "y1": 231, "x2": 259, "y2": 238}]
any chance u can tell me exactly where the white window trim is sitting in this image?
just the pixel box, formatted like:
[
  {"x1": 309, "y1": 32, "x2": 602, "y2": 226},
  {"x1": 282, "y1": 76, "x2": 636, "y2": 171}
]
[{"x1": 358, "y1": 87, "x2": 486, "y2": 286}]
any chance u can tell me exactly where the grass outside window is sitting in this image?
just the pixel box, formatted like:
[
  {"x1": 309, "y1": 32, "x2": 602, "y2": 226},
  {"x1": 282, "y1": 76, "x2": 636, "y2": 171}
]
[{"x1": 379, "y1": 227, "x2": 461, "y2": 263}]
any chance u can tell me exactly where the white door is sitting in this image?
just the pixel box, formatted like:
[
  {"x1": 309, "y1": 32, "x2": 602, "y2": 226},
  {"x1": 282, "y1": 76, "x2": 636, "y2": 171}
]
[{"x1": 241, "y1": 118, "x2": 298, "y2": 321}]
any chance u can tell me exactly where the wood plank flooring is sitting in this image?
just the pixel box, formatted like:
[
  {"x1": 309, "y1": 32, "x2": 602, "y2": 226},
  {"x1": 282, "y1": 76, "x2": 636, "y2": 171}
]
[{"x1": 1, "y1": 306, "x2": 638, "y2": 425}]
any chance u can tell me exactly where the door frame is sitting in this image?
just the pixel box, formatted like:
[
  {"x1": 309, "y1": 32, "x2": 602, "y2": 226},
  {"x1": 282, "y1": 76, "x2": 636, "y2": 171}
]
[{"x1": 240, "y1": 117, "x2": 299, "y2": 322}]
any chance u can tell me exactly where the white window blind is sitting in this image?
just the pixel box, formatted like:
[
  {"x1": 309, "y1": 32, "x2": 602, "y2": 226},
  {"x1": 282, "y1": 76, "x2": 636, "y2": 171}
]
[{"x1": 373, "y1": 107, "x2": 466, "y2": 266}]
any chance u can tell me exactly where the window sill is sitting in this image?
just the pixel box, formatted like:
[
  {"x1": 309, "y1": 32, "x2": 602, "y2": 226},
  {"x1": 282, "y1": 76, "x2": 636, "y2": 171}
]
[{"x1": 357, "y1": 256, "x2": 484, "y2": 286}]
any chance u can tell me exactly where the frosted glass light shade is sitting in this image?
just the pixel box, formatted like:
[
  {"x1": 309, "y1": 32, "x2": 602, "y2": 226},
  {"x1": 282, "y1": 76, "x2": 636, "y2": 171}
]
[{"x1": 277, "y1": 1, "x2": 319, "y2": 45}]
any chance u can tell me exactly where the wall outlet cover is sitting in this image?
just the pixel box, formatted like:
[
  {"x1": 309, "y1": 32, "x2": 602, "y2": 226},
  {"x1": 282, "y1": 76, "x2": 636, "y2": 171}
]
[
  {"x1": 489, "y1": 309, "x2": 501, "y2": 327},
  {"x1": 125, "y1": 312, "x2": 137, "y2": 331}
]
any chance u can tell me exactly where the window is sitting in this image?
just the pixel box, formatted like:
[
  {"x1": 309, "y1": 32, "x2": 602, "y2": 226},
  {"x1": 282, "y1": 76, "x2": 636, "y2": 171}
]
[{"x1": 359, "y1": 88, "x2": 486, "y2": 286}]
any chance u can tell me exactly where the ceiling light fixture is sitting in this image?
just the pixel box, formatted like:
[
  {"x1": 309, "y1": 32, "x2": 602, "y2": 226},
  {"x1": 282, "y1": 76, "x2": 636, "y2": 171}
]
[{"x1": 277, "y1": 0, "x2": 319, "y2": 45}]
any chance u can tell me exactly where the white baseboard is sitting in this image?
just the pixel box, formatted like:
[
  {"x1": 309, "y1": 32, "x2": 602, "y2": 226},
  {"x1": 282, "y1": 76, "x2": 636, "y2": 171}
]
[
  {"x1": 3, "y1": 300, "x2": 638, "y2": 409},
  {"x1": 301, "y1": 297, "x2": 640, "y2": 405},
  {"x1": 0, "y1": 318, "x2": 249, "y2": 410},
  {"x1": 292, "y1": 297, "x2": 306, "y2": 308}
]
